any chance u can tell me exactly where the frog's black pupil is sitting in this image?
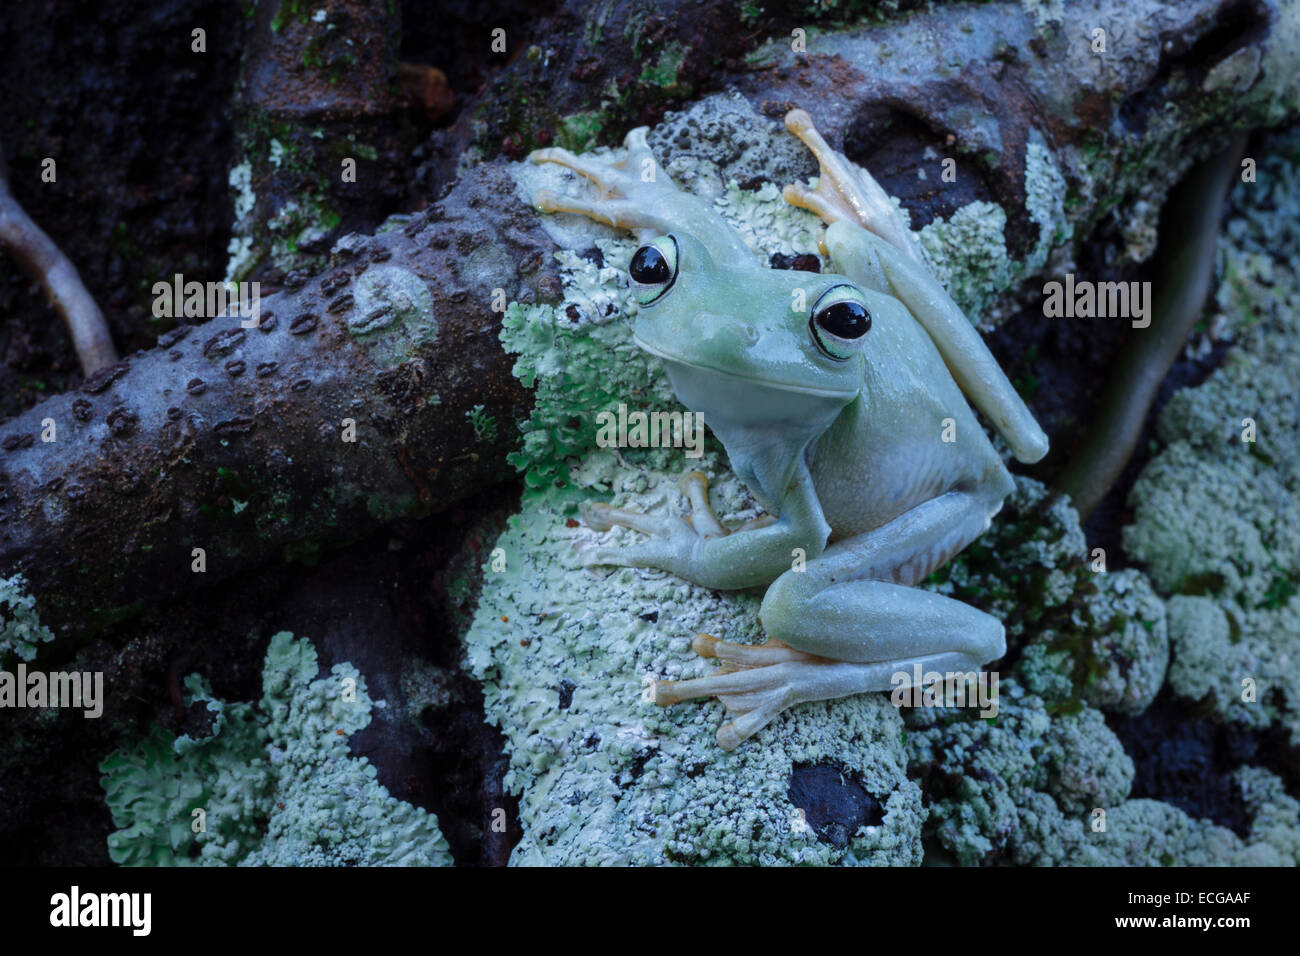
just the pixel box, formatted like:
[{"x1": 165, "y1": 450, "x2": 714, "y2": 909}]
[
  {"x1": 630, "y1": 245, "x2": 671, "y2": 284},
  {"x1": 817, "y1": 301, "x2": 871, "y2": 339}
]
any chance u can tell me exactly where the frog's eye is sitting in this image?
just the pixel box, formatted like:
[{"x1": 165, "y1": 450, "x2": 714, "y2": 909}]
[
  {"x1": 629, "y1": 235, "x2": 679, "y2": 306},
  {"x1": 810, "y1": 284, "x2": 872, "y2": 361}
]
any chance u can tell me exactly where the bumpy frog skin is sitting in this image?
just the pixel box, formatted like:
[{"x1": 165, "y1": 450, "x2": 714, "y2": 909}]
[{"x1": 529, "y1": 110, "x2": 1049, "y2": 750}]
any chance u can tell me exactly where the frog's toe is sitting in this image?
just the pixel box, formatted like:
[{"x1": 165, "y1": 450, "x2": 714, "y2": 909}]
[
  {"x1": 533, "y1": 190, "x2": 640, "y2": 231},
  {"x1": 782, "y1": 108, "x2": 921, "y2": 262},
  {"x1": 529, "y1": 146, "x2": 633, "y2": 195},
  {"x1": 678, "y1": 470, "x2": 728, "y2": 538},
  {"x1": 651, "y1": 661, "x2": 800, "y2": 750},
  {"x1": 582, "y1": 536, "x2": 681, "y2": 571},
  {"x1": 654, "y1": 651, "x2": 901, "y2": 749},
  {"x1": 580, "y1": 500, "x2": 677, "y2": 536},
  {"x1": 781, "y1": 181, "x2": 844, "y2": 226},
  {"x1": 692, "y1": 632, "x2": 815, "y2": 666},
  {"x1": 621, "y1": 127, "x2": 657, "y2": 168}
]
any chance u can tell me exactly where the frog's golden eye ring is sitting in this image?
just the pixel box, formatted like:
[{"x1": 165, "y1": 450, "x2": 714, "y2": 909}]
[
  {"x1": 810, "y1": 284, "x2": 872, "y2": 361},
  {"x1": 629, "y1": 235, "x2": 679, "y2": 306}
]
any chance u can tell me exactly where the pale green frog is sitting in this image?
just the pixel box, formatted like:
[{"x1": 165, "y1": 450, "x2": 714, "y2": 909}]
[{"x1": 529, "y1": 110, "x2": 1048, "y2": 750}]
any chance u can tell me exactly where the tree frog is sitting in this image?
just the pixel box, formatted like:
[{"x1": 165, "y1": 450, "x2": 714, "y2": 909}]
[{"x1": 528, "y1": 110, "x2": 1048, "y2": 750}]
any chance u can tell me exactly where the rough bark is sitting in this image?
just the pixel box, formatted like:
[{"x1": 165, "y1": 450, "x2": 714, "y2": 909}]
[
  {"x1": 228, "y1": 0, "x2": 417, "y2": 282},
  {"x1": 0, "y1": 162, "x2": 559, "y2": 640}
]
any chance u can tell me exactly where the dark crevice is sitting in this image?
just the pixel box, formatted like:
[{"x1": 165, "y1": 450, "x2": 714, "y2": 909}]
[
  {"x1": 1119, "y1": 0, "x2": 1270, "y2": 134},
  {"x1": 843, "y1": 102, "x2": 993, "y2": 229},
  {"x1": 1108, "y1": 688, "x2": 1300, "y2": 838},
  {"x1": 788, "y1": 760, "x2": 886, "y2": 849}
]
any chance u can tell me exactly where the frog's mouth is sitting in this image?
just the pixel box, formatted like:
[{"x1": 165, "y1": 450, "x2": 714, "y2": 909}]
[{"x1": 633, "y1": 335, "x2": 859, "y2": 400}]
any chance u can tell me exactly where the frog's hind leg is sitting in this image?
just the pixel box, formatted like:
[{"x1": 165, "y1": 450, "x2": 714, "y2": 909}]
[
  {"x1": 654, "y1": 649, "x2": 985, "y2": 751},
  {"x1": 780, "y1": 109, "x2": 923, "y2": 264},
  {"x1": 653, "y1": 486, "x2": 1007, "y2": 749}
]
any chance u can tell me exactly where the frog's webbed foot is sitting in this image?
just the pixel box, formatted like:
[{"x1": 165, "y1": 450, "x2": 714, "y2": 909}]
[
  {"x1": 652, "y1": 634, "x2": 870, "y2": 750},
  {"x1": 579, "y1": 470, "x2": 730, "y2": 570},
  {"x1": 530, "y1": 127, "x2": 657, "y2": 194},
  {"x1": 656, "y1": 636, "x2": 989, "y2": 750},
  {"x1": 781, "y1": 109, "x2": 922, "y2": 264},
  {"x1": 528, "y1": 129, "x2": 671, "y2": 236}
]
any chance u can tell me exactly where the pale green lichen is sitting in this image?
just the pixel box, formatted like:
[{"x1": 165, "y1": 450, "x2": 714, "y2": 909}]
[
  {"x1": 347, "y1": 264, "x2": 437, "y2": 367},
  {"x1": 224, "y1": 161, "x2": 258, "y2": 282},
  {"x1": 908, "y1": 680, "x2": 1300, "y2": 866},
  {"x1": 906, "y1": 683, "x2": 1133, "y2": 864},
  {"x1": 100, "y1": 632, "x2": 452, "y2": 867},
  {"x1": 926, "y1": 476, "x2": 1168, "y2": 716},
  {"x1": 499, "y1": 241, "x2": 681, "y2": 489},
  {"x1": 1074, "y1": 766, "x2": 1300, "y2": 866},
  {"x1": 0, "y1": 574, "x2": 55, "y2": 664},
  {"x1": 466, "y1": 404, "x2": 498, "y2": 442},
  {"x1": 465, "y1": 462, "x2": 923, "y2": 865},
  {"x1": 919, "y1": 202, "x2": 1014, "y2": 325},
  {"x1": 1124, "y1": 127, "x2": 1300, "y2": 740},
  {"x1": 918, "y1": 138, "x2": 1070, "y2": 326}
]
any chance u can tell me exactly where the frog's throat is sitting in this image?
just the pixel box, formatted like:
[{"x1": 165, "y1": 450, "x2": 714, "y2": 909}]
[{"x1": 632, "y1": 335, "x2": 858, "y2": 400}]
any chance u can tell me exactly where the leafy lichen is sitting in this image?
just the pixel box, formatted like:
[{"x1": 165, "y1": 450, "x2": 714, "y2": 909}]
[
  {"x1": 100, "y1": 632, "x2": 452, "y2": 866},
  {"x1": 0, "y1": 574, "x2": 55, "y2": 664}
]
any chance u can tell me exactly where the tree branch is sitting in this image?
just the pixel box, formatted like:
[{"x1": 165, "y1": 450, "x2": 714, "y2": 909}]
[
  {"x1": 0, "y1": 162, "x2": 559, "y2": 640},
  {"x1": 0, "y1": 155, "x2": 117, "y2": 376}
]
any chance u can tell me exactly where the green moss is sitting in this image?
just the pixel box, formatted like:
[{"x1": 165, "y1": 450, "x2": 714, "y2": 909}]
[
  {"x1": 270, "y1": 0, "x2": 309, "y2": 33},
  {"x1": 638, "y1": 42, "x2": 690, "y2": 94},
  {"x1": 557, "y1": 111, "x2": 606, "y2": 154}
]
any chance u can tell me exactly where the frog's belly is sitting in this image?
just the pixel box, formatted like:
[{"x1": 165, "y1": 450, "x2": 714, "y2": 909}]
[
  {"x1": 811, "y1": 441, "x2": 959, "y2": 539},
  {"x1": 808, "y1": 399, "x2": 1000, "y2": 540}
]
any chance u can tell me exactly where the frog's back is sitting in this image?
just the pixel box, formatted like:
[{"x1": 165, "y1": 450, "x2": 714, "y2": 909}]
[{"x1": 809, "y1": 291, "x2": 1009, "y2": 540}]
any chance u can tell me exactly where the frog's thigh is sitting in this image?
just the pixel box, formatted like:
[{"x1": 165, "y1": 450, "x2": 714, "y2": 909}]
[
  {"x1": 758, "y1": 489, "x2": 1005, "y2": 665},
  {"x1": 761, "y1": 576, "x2": 1004, "y2": 666}
]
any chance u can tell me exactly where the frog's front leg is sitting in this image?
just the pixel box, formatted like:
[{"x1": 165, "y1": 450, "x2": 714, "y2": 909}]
[
  {"x1": 779, "y1": 108, "x2": 923, "y2": 264},
  {"x1": 529, "y1": 129, "x2": 754, "y2": 268},
  {"x1": 781, "y1": 108, "x2": 1049, "y2": 464},
  {"x1": 653, "y1": 485, "x2": 1007, "y2": 750},
  {"x1": 581, "y1": 464, "x2": 830, "y2": 592}
]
